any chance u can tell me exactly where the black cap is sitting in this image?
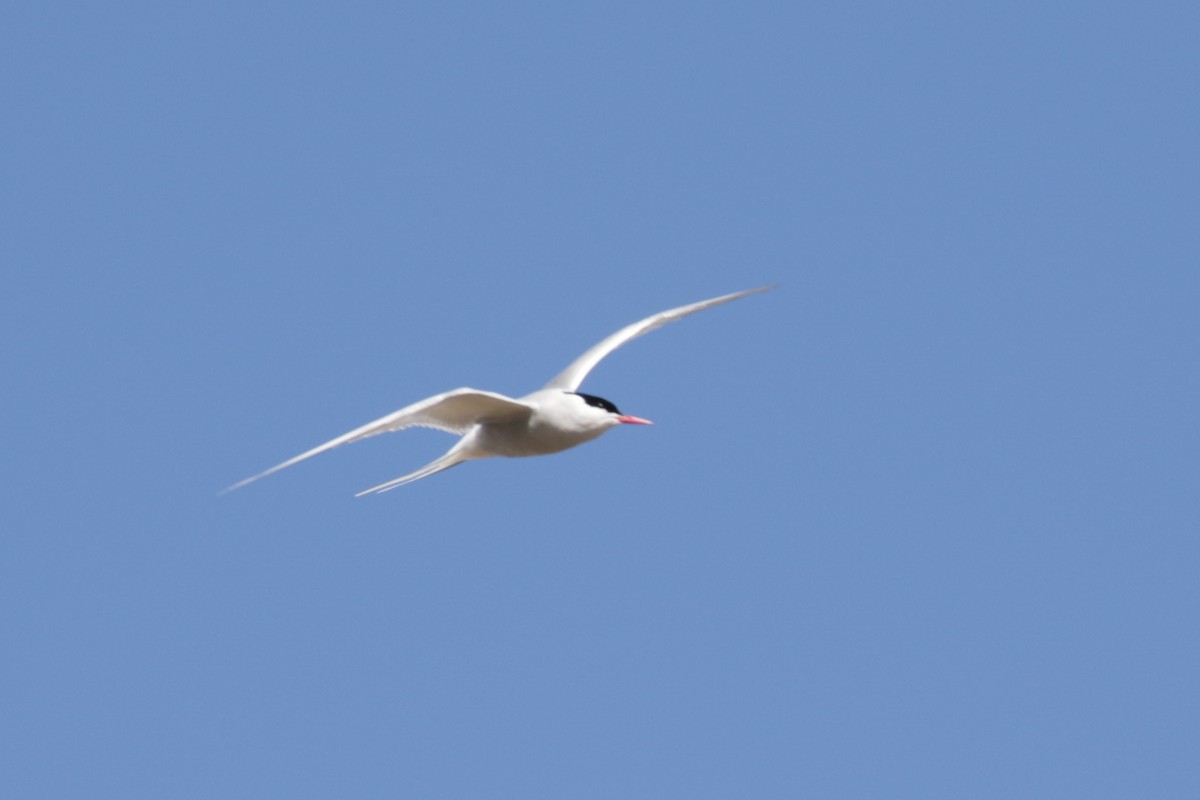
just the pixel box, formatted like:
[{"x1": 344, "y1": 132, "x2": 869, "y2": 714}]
[{"x1": 570, "y1": 392, "x2": 622, "y2": 415}]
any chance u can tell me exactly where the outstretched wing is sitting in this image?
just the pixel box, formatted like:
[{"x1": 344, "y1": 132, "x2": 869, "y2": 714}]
[
  {"x1": 542, "y1": 285, "x2": 777, "y2": 392},
  {"x1": 221, "y1": 388, "x2": 532, "y2": 493}
]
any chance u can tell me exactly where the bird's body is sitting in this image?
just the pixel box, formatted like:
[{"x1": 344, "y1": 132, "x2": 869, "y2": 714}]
[
  {"x1": 468, "y1": 389, "x2": 612, "y2": 458},
  {"x1": 223, "y1": 285, "x2": 774, "y2": 495}
]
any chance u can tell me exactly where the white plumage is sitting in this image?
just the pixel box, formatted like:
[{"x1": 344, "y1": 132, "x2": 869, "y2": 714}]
[{"x1": 223, "y1": 285, "x2": 775, "y2": 495}]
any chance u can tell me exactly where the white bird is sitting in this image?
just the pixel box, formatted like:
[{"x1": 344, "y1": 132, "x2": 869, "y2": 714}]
[{"x1": 223, "y1": 285, "x2": 775, "y2": 496}]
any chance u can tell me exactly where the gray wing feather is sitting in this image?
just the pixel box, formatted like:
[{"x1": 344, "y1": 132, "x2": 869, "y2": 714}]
[
  {"x1": 542, "y1": 285, "x2": 777, "y2": 392},
  {"x1": 222, "y1": 388, "x2": 531, "y2": 493}
]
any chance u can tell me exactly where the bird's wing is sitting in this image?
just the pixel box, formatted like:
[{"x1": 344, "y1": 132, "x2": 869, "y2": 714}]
[
  {"x1": 221, "y1": 388, "x2": 532, "y2": 493},
  {"x1": 542, "y1": 285, "x2": 777, "y2": 391}
]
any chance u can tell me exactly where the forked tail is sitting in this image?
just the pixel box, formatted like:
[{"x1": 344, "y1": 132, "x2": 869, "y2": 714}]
[{"x1": 354, "y1": 446, "x2": 472, "y2": 496}]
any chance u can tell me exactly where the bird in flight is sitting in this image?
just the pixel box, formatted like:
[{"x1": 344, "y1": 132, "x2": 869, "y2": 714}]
[{"x1": 223, "y1": 285, "x2": 775, "y2": 495}]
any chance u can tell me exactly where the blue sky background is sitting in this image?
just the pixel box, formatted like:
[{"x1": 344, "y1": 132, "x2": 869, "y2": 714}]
[{"x1": 4, "y1": 2, "x2": 1198, "y2": 797}]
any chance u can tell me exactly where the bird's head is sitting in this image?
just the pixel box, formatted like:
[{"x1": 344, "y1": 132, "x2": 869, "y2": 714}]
[{"x1": 570, "y1": 392, "x2": 653, "y2": 428}]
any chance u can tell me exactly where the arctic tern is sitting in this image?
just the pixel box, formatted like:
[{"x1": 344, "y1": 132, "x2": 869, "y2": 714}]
[{"x1": 223, "y1": 285, "x2": 775, "y2": 495}]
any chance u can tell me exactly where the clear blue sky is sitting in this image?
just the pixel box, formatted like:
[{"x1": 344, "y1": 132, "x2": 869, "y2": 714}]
[{"x1": 3, "y1": 2, "x2": 1198, "y2": 797}]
